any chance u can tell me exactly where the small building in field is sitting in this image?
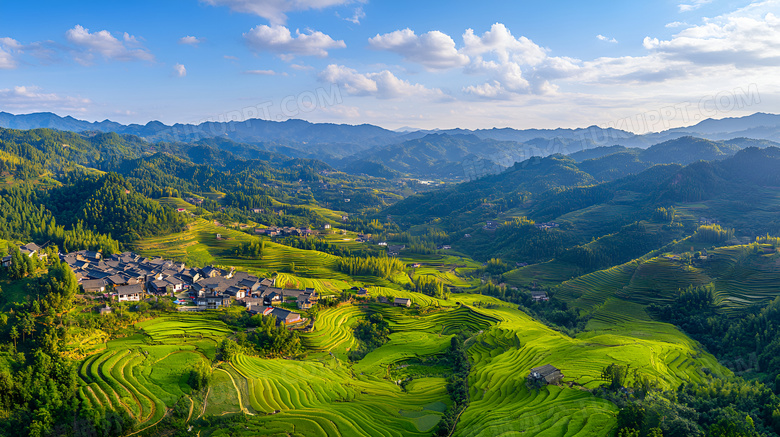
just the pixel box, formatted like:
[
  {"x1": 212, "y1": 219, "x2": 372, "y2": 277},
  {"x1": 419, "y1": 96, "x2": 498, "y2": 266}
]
[
  {"x1": 394, "y1": 297, "x2": 411, "y2": 307},
  {"x1": 527, "y1": 364, "x2": 564, "y2": 386},
  {"x1": 378, "y1": 296, "x2": 389, "y2": 304},
  {"x1": 357, "y1": 288, "x2": 369, "y2": 298},
  {"x1": 1, "y1": 255, "x2": 11, "y2": 267},
  {"x1": 531, "y1": 291, "x2": 549, "y2": 302},
  {"x1": 99, "y1": 305, "x2": 112, "y2": 316}
]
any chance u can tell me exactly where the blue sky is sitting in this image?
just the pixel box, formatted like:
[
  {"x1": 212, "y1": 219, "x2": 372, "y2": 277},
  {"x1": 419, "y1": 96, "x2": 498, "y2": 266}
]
[{"x1": 1, "y1": 0, "x2": 778, "y2": 131}]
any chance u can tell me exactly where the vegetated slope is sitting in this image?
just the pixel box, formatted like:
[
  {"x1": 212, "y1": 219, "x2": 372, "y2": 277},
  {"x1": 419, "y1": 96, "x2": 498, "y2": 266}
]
[
  {"x1": 43, "y1": 172, "x2": 187, "y2": 244},
  {"x1": 346, "y1": 133, "x2": 528, "y2": 179},
  {"x1": 577, "y1": 136, "x2": 743, "y2": 182}
]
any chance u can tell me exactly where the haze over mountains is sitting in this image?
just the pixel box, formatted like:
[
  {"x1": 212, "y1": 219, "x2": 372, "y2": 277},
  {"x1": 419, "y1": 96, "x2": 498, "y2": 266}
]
[{"x1": 2, "y1": 111, "x2": 780, "y2": 180}]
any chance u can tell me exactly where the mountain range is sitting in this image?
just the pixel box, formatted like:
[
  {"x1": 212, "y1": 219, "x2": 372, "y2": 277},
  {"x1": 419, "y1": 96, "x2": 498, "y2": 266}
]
[{"x1": 3, "y1": 111, "x2": 780, "y2": 180}]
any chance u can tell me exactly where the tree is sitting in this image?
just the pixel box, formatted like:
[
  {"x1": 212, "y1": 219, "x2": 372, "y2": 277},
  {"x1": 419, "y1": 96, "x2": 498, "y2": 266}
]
[
  {"x1": 188, "y1": 360, "x2": 212, "y2": 390},
  {"x1": 9, "y1": 325, "x2": 19, "y2": 350},
  {"x1": 601, "y1": 363, "x2": 630, "y2": 391},
  {"x1": 20, "y1": 314, "x2": 35, "y2": 343}
]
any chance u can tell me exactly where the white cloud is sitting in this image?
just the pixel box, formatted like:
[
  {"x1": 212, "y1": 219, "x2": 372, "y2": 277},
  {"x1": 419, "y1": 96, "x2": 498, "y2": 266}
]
[
  {"x1": 201, "y1": 0, "x2": 356, "y2": 25},
  {"x1": 0, "y1": 85, "x2": 90, "y2": 112},
  {"x1": 461, "y1": 23, "x2": 548, "y2": 66},
  {"x1": 0, "y1": 38, "x2": 19, "y2": 69},
  {"x1": 678, "y1": 0, "x2": 712, "y2": 12},
  {"x1": 0, "y1": 37, "x2": 61, "y2": 68},
  {"x1": 244, "y1": 24, "x2": 345, "y2": 58},
  {"x1": 290, "y1": 63, "x2": 313, "y2": 70},
  {"x1": 369, "y1": 28, "x2": 469, "y2": 70},
  {"x1": 596, "y1": 34, "x2": 618, "y2": 43},
  {"x1": 318, "y1": 64, "x2": 444, "y2": 99},
  {"x1": 173, "y1": 63, "x2": 187, "y2": 77},
  {"x1": 345, "y1": 6, "x2": 365, "y2": 24},
  {"x1": 665, "y1": 21, "x2": 688, "y2": 28},
  {"x1": 65, "y1": 25, "x2": 153, "y2": 64},
  {"x1": 179, "y1": 36, "x2": 202, "y2": 45},
  {"x1": 244, "y1": 69, "x2": 286, "y2": 75},
  {"x1": 643, "y1": 12, "x2": 780, "y2": 67}
]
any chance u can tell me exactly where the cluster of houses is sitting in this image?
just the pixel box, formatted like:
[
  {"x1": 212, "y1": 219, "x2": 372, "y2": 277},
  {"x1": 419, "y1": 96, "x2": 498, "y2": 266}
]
[
  {"x1": 57, "y1": 249, "x2": 322, "y2": 325},
  {"x1": 6, "y1": 241, "x2": 419, "y2": 325},
  {"x1": 534, "y1": 222, "x2": 559, "y2": 231},
  {"x1": 255, "y1": 226, "x2": 313, "y2": 237}
]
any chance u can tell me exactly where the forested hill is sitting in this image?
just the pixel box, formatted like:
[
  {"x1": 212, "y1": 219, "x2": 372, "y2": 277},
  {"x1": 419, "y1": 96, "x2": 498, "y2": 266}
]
[{"x1": 0, "y1": 126, "x2": 405, "y2": 253}]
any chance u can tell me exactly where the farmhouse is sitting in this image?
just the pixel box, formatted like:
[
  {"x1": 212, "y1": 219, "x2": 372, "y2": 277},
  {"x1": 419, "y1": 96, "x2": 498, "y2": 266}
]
[
  {"x1": 297, "y1": 295, "x2": 313, "y2": 310},
  {"x1": 81, "y1": 279, "x2": 106, "y2": 293},
  {"x1": 394, "y1": 298, "x2": 411, "y2": 307},
  {"x1": 388, "y1": 245, "x2": 405, "y2": 256},
  {"x1": 19, "y1": 242, "x2": 42, "y2": 258},
  {"x1": 115, "y1": 284, "x2": 144, "y2": 302},
  {"x1": 99, "y1": 304, "x2": 112, "y2": 316},
  {"x1": 269, "y1": 308, "x2": 302, "y2": 325},
  {"x1": 527, "y1": 364, "x2": 564, "y2": 386},
  {"x1": 531, "y1": 291, "x2": 549, "y2": 302},
  {"x1": 357, "y1": 288, "x2": 369, "y2": 298},
  {"x1": 1, "y1": 256, "x2": 10, "y2": 267}
]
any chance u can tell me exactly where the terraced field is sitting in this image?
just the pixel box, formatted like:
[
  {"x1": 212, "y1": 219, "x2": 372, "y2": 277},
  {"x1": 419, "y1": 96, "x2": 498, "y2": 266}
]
[
  {"x1": 556, "y1": 245, "x2": 780, "y2": 316},
  {"x1": 450, "y1": 297, "x2": 728, "y2": 437},
  {"x1": 229, "y1": 353, "x2": 451, "y2": 436},
  {"x1": 301, "y1": 304, "x2": 364, "y2": 358},
  {"x1": 76, "y1": 316, "x2": 235, "y2": 430}
]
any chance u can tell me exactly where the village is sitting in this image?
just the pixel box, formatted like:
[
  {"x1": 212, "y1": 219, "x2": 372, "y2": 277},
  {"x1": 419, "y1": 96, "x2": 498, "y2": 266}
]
[{"x1": 3, "y1": 241, "x2": 414, "y2": 328}]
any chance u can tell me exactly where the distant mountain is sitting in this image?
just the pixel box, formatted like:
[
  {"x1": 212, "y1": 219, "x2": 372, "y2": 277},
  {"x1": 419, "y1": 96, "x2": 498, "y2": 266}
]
[
  {"x1": 0, "y1": 112, "x2": 404, "y2": 157},
  {"x1": 3, "y1": 111, "x2": 780, "y2": 168},
  {"x1": 344, "y1": 133, "x2": 531, "y2": 179},
  {"x1": 665, "y1": 112, "x2": 780, "y2": 136}
]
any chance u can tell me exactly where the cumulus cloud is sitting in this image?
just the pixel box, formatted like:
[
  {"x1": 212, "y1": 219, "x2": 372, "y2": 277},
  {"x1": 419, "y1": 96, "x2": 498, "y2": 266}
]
[
  {"x1": 179, "y1": 36, "x2": 202, "y2": 45},
  {"x1": 461, "y1": 23, "x2": 548, "y2": 65},
  {"x1": 369, "y1": 28, "x2": 469, "y2": 70},
  {"x1": 65, "y1": 25, "x2": 153, "y2": 64},
  {"x1": 244, "y1": 24, "x2": 345, "y2": 59},
  {"x1": 596, "y1": 34, "x2": 618, "y2": 43},
  {"x1": 318, "y1": 64, "x2": 444, "y2": 99},
  {"x1": 0, "y1": 85, "x2": 90, "y2": 111},
  {"x1": 173, "y1": 63, "x2": 187, "y2": 77},
  {"x1": 202, "y1": 0, "x2": 356, "y2": 25}
]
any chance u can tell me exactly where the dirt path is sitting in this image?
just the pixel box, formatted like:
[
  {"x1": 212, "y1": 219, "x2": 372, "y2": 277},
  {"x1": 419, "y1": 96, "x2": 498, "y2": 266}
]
[
  {"x1": 186, "y1": 396, "x2": 194, "y2": 423},
  {"x1": 124, "y1": 409, "x2": 170, "y2": 437},
  {"x1": 216, "y1": 368, "x2": 254, "y2": 415},
  {"x1": 197, "y1": 387, "x2": 210, "y2": 419}
]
